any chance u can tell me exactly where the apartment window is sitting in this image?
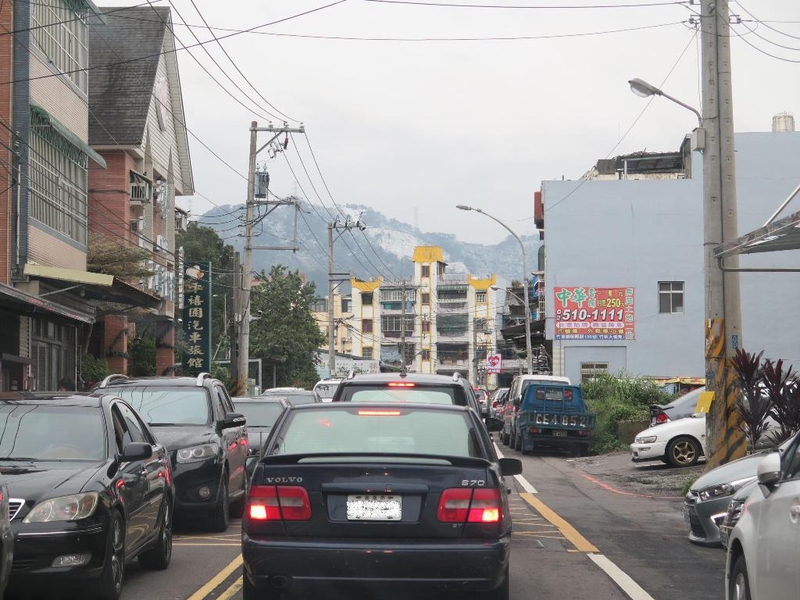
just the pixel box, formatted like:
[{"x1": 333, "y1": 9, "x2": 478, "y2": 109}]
[
  {"x1": 32, "y1": 319, "x2": 76, "y2": 391},
  {"x1": 421, "y1": 265, "x2": 430, "y2": 277},
  {"x1": 31, "y1": 0, "x2": 89, "y2": 93},
  {"x1": 362, "y1": 319, "x2": 373, "y2": 333},
  {"x1": 421, "y1": 293, "x2": 430, "y2": 305},
  {"x1": 659, "y1": 281, "x2": 684, "y2": 314},
  {"x1": 362, "y1": 347, "x2": 373, "y2": 359},
  {"x1": 581, "y1": 362, "x2": 608, "y2": 384},
  {"x1": 362, "y1": 293, "x2": 373, "y2": 305},
  {"x1": 476, "y1": 291, "x2": 487, "y2": 303},
  {"x1": 29, "y1": 110, "x2": 88, "y2": 245}
]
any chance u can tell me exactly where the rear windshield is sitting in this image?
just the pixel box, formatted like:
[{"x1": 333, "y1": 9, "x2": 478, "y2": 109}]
[
  {"x1": 278, "y1": 393, "x2": 317, "y2": 405},
  {"x1": 112, "y1": 388, "x2": 211, "y2": 426},
  {"x1": 273, "y1": 408, "x2": 481, "y2": 458},
  {"x1": 337, "y1": 384, "x2": 458, "y2": 405},
  {"x1": 313, "y1": 382, "x2": 339, "y2": 399},
  {"x1": 234, "y1": 401, "x2": 284, "y2": 427},
  {"x1": 0, "y1": 405, "x2": 105, "y2": 461}
]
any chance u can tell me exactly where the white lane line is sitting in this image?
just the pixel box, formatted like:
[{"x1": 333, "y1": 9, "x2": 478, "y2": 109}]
[
  {"x1": 587, "y1": 553, "x2": 656, "y2": 600},
  {"x1": 494, "y1": 442, "x2": 538, "y2": 494}
]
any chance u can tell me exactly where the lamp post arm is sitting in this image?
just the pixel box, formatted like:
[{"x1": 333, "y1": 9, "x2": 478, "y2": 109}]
[{"x1": 660, "y1": 90, "x2": 703, "y2": 127}]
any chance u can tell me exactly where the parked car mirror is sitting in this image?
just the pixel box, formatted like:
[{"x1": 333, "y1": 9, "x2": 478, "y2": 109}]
[
  {"x1": 499, "y1": 458, "x2": 523, "y2": 476},
  {"x1": 120, "y1": 442, "x2": 152, "y2": 462},
  {"x1": 220, "y1": 412, "x2": 247, "y2": 429},
  {"x1": 484, "y1": 417, "x2": 504, "y2": 432},
  {"x1": 757, "y1": 452, "x2": 781, "y2": 493}
]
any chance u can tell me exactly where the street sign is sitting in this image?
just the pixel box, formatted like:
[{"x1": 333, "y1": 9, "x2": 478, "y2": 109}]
[
  {"x1": 553, "y1": 286, "x2": 635, "y2": 341},
  {"x1": 183, "y1": 262, "x2": 212, "y2": 374},
  {"x1": 486, "y1": 353, "x2": 502, "y2": 374}
]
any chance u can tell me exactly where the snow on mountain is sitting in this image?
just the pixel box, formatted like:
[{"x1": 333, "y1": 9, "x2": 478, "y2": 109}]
[{"x1": 196, "y1": 202, "x2": 540, "y2": 293}]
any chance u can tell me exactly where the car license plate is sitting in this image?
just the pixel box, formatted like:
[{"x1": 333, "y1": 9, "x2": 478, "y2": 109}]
[
  {"x1": 552, "y1": 430, "x2": 568, "y2": 437},
  {"x1": 346, "y1": 495, "x2": 402, "y2": 521}
]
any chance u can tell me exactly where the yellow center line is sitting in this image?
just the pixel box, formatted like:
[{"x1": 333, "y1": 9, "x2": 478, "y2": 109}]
[
  {"x1": 519, "y1": 492, "x2": 599, "y2": 553},
  {"x1": 186, "y1": 554, "x2": 243, "y2": 600},
  {"x1": 217, "y1": 577, "x2": 244, "y2": 600}
]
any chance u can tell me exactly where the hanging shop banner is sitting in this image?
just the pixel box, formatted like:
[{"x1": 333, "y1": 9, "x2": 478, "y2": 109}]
[
  {"x1": 183, "y1": 262, "x2": 212, "y2": 374},
  {"x1": 553, "y1": 286, "x2": 635, "y2": 341}
]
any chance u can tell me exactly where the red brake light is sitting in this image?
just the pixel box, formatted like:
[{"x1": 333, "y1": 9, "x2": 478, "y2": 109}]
[
  {"x1": 357, "y1": 410, "x2": 402, "y2": 416},
  {"x1": 656, "y1": 413, "x2": 669, "y2": 424},
  {"x1": 564, "y1": 389, "x2": 573, "y2": 400},
  {"x1": 247, "y1": 485, "x2": 311, "y2": 521},
  {"x1": 437, "y1": 488, "x2": 501, "y2": 524},
  {"x1": 387, "y1": 382, "x2": 416, "y2": 388}
]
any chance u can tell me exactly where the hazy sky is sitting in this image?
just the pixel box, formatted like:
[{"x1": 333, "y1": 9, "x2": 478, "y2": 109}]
[{"x1": 98, "y1": 0, "x2": 800, "y2": 245}]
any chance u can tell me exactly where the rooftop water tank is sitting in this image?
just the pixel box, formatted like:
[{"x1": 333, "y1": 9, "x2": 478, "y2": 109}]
[{"x1": 772, "y1": 112, "x2": 795, "y2": 132}]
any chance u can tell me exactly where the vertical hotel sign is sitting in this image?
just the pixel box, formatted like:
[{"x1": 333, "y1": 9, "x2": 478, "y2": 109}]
[
  {"x1": 554, "y1": 287, "x2": 635, "y2": 341},
  {"x1": 183, "y1": 263, "x2": 212, "y2": 374}
]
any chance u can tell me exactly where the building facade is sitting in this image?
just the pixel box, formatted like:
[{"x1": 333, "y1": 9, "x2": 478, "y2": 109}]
[
  {"x1": 349, "y1": 246, "x2": 499, "y2": 388},
  {"x1": 541, "y1": 130, "x2": 800, "y2": 384},
  {"x1": 87, "y1": 5, "x2": 194, "y2": 375}
]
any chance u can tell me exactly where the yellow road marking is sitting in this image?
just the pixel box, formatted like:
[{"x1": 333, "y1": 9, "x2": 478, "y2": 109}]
[
  {"x1": 519, "y1": 492, "x2": 599, "y2": 553},
  {"x1": 174, "y1": 543, "x2": 242, "y2": 547},
  {"x1": 217, "y1": 577, "x2": 244, "y2": 600},
  {"x1": 186, "y1": 554, "x2": 243, "y2": 600}
]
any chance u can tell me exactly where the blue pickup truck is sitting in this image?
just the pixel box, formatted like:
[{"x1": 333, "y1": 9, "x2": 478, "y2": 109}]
[{"x1": 510, "y1": 383, "x2": 596, "y2": 456}]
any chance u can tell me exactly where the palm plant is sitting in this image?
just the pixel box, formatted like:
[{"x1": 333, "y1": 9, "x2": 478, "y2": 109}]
[
  {"x1": 762, "y1": 358, "x2": 800, "y2": 444},
  {"x1": 731, "y1": 348, "x2": 771, "y2": 452}
]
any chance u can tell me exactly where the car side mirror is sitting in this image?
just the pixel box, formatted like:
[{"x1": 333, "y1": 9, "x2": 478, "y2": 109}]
[
  {"x1": 220, "y1": 412, "x2": 247, "y2": 429},
  {"x1": 120, "y1": 442, "x2": 152, "y2": 462},
  {"x1": 499, "y1": 458, "x2": 523, "y2": 476},
  {"x1": 484, "y1": 417, "x2": 504, "y2": 432},
  {"x1": 757, "y1": 452, "x2": 782, "y2": 494}
]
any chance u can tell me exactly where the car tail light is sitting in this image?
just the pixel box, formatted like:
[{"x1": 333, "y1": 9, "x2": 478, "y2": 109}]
[
  {"x1": 357, "y1": 409, "x2": 402, "y2": 416},
  {"x1": 387, "y1": 382, "x2": 416, "y2": 388},
  {"x1": 564, "y1": 389, "x2": 573, "y2": 400},
  {"x1": 437, "y1": 488, "x2": 501, "y2": 523},
  {"x1": 529, "y1": 427, "x2": 539, "y2": 434},
  {"x1": 536, "y1": 390, "x2": 545, "y2": 400},
  {"x1": 577, "y1": 430, "x2": 591, "y2": 437},
  {"x1": 492, "y1": 401, "x2": 498, "y2": 408},
  {"x1": 248, "y1": 485, "x2": 311, "y2": 521},
  {"x1": 655, "y1": 413, "x2": 669, "y2": 424}
]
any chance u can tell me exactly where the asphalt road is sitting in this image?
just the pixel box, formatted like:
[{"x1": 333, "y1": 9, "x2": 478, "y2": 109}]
[{"x1": 11, "y1": 445, "x2": 727, "y2": 600}]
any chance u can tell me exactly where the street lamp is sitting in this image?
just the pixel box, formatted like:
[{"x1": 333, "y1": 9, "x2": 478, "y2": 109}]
[
  {"x1": 457, "y1": 205, "x2": 533, "y2": 374},
  {"x1": 628, "y1": 78, "x2": 703, "y2": 128}
]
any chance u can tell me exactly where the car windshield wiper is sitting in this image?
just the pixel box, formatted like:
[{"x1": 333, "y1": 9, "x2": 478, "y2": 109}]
[{"x1": 0, "y1": 457, "x2": 38, "y2": 463}]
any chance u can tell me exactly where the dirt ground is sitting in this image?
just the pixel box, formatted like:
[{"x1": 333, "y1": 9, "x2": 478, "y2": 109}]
[{"x1": 562, "y1": 450, "x2": 705, "y2": 498}]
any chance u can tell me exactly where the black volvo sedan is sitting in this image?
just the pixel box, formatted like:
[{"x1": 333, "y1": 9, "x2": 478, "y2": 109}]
[
  {"x1": 242, "y1": 402, "x2": 522, "y2": 600},
  {"x1": 0, "y1": 393, "x2": 174, "y2": 600}
]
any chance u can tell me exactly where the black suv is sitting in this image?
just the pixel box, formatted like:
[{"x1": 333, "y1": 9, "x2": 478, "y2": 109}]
[
  {"x1": 332, "y1": 372, "x2": 488, "y2": 417},
  {"x1": 96, "y1": 373, "x2": 247, "y2": 531}
]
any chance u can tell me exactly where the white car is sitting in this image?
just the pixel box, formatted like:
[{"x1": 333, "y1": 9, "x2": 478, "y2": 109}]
[
  {"x1": 725, "y1": 433, "x2": 800, "y2": 600},
  {"x1": 630, "y1": 414, "x2": 706, "y2": 467}
]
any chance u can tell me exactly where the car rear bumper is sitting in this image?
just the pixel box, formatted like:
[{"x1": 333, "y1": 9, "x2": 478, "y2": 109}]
[{"x1": 243, "y1": 535, "x2": 510, "y2": 592}]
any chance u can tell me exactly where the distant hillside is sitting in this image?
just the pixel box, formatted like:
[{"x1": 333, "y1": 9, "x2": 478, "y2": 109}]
[{"x1": 198, "y1": 202, "x2": 541, "y2": 292}]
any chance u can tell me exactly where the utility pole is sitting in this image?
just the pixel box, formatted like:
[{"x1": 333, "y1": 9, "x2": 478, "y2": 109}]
[
  {"x1": 400, "y1": 280, "x2": 407, "y2": 370},
  {"x1": 229, "y1": 251, "x2": 241, "y2": 392},
  {"x1": 238, "y1": 121, "x2": 305, "y2": 394},
  {"x1": 328, "y1": 216, "x2": 365, "y2": 376},
  {"x1": 702, "y1": 0, "x2": 745, "y2": 466}
]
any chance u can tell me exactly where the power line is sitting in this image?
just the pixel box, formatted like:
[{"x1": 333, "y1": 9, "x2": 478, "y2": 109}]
[
  {"x1": 734, "y1": 22, "x2": 800, "y2": 63},
  {"x1": 3, "y1": 0, "x2": 349, "y2": 86},
  {"x1": 363, "y1": 0, "x2": 689, "y2": 9}
]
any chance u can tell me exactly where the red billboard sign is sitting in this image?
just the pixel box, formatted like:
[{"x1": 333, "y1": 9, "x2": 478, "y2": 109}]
[{"x1": 553, "y1": 287, "x2": 635, "y2": 341}]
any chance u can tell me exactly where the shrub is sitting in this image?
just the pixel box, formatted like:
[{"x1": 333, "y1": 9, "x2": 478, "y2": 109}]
[{"x1": 583, "y1": 372, "x2": 673, "y2": 455}]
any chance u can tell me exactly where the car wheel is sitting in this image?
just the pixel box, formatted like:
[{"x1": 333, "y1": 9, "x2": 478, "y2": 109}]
[
  {"x1": 242, "y1": 566, "x2": 281, "y2": 600},
  {"x1": 139, "y1": 499, "x2": 173, "y2": 570},
  {"x1": 729, "y1": 554, "x2": 751, "y2": 600},
  {"x1": 94, "y1": 510, "x2": 125, "y2": 600},
  {"x1": 666, "y1": 436, "x2": 701, "y2": 467},
  {"x1": 209, "y1": 476, "x2": 230, "y2": 532}
]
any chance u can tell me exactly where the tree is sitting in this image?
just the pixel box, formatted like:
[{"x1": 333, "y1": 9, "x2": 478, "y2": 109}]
[
  {"x1": 177, "y1": 223, "x2": 235, "y2": 363},
  {"x1": 249, "y1": 266, "x2": 325, "y2": 389},
  {"x1": 87, "y1": 234, "x2": 154, "y2": 279}
]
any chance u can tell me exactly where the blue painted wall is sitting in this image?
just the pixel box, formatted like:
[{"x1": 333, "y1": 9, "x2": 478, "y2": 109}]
[{"x1": 543, "y1": 131, "x2": 800, "y2": 381}]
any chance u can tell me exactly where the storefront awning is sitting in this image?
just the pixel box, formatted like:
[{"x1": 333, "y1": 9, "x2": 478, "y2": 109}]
[
  {"x1": 23, "y1": 264, "x2": 162, "y2": 309},
  {"x1": 0, "y1": 281, "x2": 94, "y2": 324},
  {"x1": 30, "y1": 105, "x2": 107, "y2": 168}
]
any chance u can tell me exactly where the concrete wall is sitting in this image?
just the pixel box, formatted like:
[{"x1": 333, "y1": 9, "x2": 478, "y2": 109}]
[{"x1": 543, "y1": 131, "x2": 800, "y2": 379}]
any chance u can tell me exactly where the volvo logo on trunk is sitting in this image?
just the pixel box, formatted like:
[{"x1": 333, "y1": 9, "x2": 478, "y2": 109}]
[{"x1": 265, "y1": 477, "x2": 304, "y2": 483}]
